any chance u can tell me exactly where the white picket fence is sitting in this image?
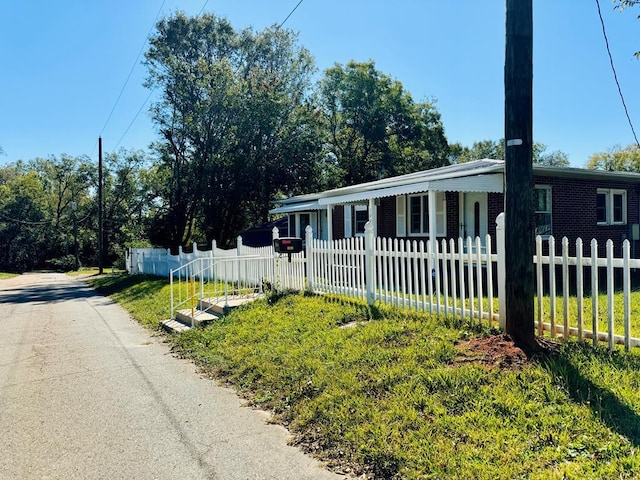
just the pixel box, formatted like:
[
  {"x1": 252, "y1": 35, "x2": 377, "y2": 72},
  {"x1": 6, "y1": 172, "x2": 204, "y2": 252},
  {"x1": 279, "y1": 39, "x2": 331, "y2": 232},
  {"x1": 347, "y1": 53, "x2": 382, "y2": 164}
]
[
  {"x1": 535, "y1": 235, "x2": 640, "y2": 350},
  {"x1": 306, "y1": 233, "x2": 497, "y2": 326},
  {"x1": 129, "y1": 214, "x2": 640, "y2": 350}
]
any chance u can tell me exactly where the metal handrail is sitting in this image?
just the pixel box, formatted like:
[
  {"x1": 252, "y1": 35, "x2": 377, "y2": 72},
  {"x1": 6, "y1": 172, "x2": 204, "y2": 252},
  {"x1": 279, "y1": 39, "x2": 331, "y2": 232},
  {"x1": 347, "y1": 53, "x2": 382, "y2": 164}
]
[{"x1": 170, "y1": 254, "x2": 273, "y2": 321}]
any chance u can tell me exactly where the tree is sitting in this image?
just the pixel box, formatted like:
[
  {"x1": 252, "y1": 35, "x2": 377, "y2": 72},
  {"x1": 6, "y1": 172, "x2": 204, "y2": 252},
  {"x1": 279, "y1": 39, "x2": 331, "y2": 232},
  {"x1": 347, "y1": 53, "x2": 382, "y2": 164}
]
[
  {"x1": 319, "y1": 60, "x2": 450, "y2": 185},
  {"x1": 0, "y1": 156, "x2": 93, "y2": 271},
  {"x1": 586, "y1": 143, "x2": 640, "y2": 171},
  {"x1": 145, "y1": 12, "x2": 325, "y2": 247},
  {"x1": 99, "y1": 149, "x2": 153, "y2": 266},
  {"x1": 453, "y1": 139, "x2": 569, "y2": 166}
]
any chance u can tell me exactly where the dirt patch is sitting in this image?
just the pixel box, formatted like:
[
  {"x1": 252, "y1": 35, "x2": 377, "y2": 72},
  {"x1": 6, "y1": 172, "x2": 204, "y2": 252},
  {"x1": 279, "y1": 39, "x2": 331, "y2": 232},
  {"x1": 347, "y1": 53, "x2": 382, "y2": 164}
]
[{"x1": 453, "y1": 333, "x2": 558, "y2": 370}]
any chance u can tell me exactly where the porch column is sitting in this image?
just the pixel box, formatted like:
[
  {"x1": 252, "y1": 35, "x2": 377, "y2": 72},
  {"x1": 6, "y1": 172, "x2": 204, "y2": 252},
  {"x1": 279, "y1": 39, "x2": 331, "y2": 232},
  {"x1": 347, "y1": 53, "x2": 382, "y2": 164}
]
[
  {"x1": 428, "y1": 190, "x2": 437, "y2": 253},
  {"x1": 327, "y1": 204, "x2": 333, "y2": 241},
  {"x1": 368, "y1": 197, "x2": 377, "y2": 237}
]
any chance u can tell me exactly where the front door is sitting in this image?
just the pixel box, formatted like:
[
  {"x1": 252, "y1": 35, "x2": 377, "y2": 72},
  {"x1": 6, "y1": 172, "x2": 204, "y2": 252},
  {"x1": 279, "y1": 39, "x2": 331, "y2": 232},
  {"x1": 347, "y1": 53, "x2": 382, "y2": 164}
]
[{"x1": 460, "y1": 192, "x2": 488, "y2": 241}]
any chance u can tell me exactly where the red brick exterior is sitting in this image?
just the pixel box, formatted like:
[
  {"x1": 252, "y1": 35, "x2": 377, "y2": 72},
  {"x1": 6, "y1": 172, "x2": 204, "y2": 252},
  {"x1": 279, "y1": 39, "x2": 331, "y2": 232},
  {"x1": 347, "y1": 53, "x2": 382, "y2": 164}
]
[{"x1": 329, "y1": 175, "x2": 640, "y2": 257}]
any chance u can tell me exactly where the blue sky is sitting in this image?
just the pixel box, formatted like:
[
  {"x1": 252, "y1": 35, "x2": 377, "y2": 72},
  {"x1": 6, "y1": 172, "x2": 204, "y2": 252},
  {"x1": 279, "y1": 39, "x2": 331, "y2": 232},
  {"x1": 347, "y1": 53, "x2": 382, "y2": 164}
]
[{"x1": 1, "y1": 1, "x2": 638, "y2": 167}]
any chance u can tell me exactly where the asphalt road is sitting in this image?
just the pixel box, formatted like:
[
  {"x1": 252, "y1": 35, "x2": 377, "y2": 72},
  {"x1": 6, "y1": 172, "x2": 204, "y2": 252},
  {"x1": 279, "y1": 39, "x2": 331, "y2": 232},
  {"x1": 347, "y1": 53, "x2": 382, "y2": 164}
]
[{"x1": 0, "y1": 273, "x2": 345, "y2": 480}]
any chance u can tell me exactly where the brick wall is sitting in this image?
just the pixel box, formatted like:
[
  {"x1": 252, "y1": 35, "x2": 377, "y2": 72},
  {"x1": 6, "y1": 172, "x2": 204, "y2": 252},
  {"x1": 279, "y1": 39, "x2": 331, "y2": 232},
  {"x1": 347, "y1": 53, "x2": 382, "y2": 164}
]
[{"x1": 534, "y1": 175, "x2": 639, "y2": 257}]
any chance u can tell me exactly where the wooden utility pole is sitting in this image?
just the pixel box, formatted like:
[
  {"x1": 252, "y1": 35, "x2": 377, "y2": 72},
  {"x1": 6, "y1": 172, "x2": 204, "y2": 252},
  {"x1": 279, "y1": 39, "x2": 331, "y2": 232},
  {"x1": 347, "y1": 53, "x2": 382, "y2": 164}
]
[
  {"x1": 98, "y1": 136, "x2": 104, "y2": 275},
  {"x1": 504, "y1": 0, "x2": 535, "y2": 347}
]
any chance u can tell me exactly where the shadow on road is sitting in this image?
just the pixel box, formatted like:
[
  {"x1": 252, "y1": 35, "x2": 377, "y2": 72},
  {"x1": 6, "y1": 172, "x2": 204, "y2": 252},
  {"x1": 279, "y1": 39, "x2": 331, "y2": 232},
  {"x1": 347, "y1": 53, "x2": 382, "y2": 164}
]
[{"x1": 0, "y1": 280, "x2": 98, "y2": 305}]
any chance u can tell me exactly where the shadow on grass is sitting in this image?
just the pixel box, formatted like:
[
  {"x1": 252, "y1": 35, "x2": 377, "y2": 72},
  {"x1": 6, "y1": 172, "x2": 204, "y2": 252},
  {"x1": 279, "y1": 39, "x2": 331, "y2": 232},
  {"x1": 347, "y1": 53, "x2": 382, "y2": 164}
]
[
  {"x1": 540, "y1": 344, "x2": 640, "y2": 447},
  {"x1": 90, "y1": 274, "x2": 168, "y2": 300}
]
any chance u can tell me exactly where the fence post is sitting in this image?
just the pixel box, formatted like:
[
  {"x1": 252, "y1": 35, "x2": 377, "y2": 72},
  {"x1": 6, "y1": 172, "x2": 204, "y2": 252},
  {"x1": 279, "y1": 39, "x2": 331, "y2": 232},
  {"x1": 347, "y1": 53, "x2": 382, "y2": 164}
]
[
  {"x1": 210, "y1": 240, "x2": 215, "y2": 282},
  {"x1": 365, "y1": 221, "x2": 376, "y2": 306},
  {"x1": 272, "y1": 227, "x2": 279, "y2": 289},
  {"x1": 496, "y1": 213, "x2": 506, "y2": 329},
  {"x1": 237, "y1": 235, "x2": 243, "y2": 256},
  {"x1": 305, "y1": 225, "x2": 314, "y2": 292}
]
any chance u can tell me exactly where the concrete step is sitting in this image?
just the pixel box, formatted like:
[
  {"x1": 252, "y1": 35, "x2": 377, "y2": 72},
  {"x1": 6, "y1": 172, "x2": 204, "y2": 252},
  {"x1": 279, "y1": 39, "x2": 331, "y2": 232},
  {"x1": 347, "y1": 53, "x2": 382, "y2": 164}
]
[
  {"x1": 160, "y1": 318, "x2": 192, "y2": 334},
  {"x1": 199, "y1": 295, "x2": 264, "y2": 315},
  {"x1": 175, "y1": 309, "x2": 220, "y2": 328},
  {"x1": 163, "y1": 295, "x2": 264, "y2": 333}
]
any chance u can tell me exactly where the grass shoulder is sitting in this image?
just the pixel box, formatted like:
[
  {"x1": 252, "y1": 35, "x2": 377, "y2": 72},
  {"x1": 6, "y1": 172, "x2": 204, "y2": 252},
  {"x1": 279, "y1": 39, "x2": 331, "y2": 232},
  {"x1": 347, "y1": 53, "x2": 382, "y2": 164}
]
[{"x1": 91, "y1": 274, "x2": 640, "y2": 479}]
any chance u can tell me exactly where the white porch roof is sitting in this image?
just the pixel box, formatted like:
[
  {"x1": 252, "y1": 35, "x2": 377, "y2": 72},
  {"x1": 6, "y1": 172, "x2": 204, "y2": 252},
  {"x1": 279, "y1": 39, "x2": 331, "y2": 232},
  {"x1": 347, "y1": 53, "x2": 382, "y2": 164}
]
[
  {"x1": 270, "y1": 159, "x2": 505, "y2": 214},
  {"x1": 269, "y1": 200, "x2": 326, "y2": 215},
  {"x1": 317, "y1": 173, "x2": 503, "y2": 205}
]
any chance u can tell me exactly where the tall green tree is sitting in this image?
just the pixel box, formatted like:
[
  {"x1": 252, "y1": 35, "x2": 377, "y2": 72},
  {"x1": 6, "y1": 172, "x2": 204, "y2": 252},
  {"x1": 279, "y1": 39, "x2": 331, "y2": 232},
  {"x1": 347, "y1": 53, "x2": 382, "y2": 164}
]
[
  {"x1": 144, "y1": 12, "x2": 325, "y2": 247},
  {"x1": 319, "y1": 60, "x2": 450, "y2": 185},
  {"x1": 587, "y1": 143, "x2": 640, "y2": 171},
  {"x1": 100, "y1": 149, "x2": 153, "y2": 265}
]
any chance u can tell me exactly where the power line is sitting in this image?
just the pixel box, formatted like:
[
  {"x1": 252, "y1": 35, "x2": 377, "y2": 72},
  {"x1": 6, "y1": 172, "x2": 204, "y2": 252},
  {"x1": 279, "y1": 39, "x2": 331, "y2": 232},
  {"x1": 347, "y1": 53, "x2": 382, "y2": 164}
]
[
  {"x1": 278, "y1": 0, "x2": 304, "y2": 28},
  {"x1": 595, "y1": 0, "x2": 640, "y2": 147},
  {"x1": 113, "y1": 88, "x2": 156, "y2": 151},
  {"x1": 99, "y1": 0, "x2": 167, "y2": 138},
  {"x1": 198, "y1": 0, "x2": 210, "y2": 15},
  {"x1": 107, "y1": 0, "x2": 210, "y2": 152}
]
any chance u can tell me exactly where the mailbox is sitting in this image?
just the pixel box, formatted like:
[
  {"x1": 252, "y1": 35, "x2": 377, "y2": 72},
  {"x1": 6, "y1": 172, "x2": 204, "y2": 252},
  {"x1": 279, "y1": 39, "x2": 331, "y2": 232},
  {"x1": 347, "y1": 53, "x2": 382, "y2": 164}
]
[{"x1": 273, "y1": 237, "x2": 303, "y2": 254}]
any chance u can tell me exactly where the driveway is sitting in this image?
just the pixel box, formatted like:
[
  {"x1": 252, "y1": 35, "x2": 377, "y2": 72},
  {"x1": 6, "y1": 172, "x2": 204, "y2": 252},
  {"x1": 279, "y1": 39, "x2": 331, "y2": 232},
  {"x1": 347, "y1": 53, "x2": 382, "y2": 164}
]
[{"x1": 0, "y1": 273, "x2": 344, "y2": 480}]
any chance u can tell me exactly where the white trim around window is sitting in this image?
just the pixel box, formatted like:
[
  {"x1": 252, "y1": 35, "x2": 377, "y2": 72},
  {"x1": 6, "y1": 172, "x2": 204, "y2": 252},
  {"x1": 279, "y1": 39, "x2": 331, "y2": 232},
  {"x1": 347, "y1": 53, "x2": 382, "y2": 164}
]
[
  {"x1": 596, "y1": 188, "x2": 627, "y2": 226},
  {"x1": 399, "y1": 192, "x2": 446, "y2": 237}
]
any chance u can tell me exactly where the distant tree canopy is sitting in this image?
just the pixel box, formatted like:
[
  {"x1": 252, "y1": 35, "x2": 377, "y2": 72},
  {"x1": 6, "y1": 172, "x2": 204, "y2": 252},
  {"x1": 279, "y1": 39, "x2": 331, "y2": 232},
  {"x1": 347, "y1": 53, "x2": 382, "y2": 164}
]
[
  {"x1": 587, "y1": 143, "x2": 640, "y2": 171},
  {"x1": 0, "y1": 151, "x2": 150, "y2": 273},
  {"x1": 319, "y1": 60, "x2": 450, "y2": 185},
  {"x1": 452, "y1": 139, "x2": 570, "y2": 167}
]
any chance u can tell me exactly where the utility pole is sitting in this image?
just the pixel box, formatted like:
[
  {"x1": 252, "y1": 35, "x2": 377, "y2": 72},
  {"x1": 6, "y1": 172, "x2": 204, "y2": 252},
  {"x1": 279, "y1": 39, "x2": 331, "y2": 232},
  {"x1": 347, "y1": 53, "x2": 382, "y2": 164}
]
[
  {"x1": 504, "y1": 0, "x2": 535, "y2": 347},
  {"x1": 98, "y1": 136, "x2": 104, "y2": 275},
  {"x1": 71, "y1": 201, "x2": 79, "y2": 271}
]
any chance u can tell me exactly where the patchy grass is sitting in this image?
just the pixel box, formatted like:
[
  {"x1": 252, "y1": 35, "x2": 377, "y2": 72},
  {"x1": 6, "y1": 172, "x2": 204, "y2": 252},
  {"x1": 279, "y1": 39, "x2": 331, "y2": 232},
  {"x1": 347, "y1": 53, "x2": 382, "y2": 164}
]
[
  {"x1": 0, "y1": 272, "x2": 18, "y2": 280},
  {"x1": 93, "y1": 274, "x2": 640, "y2": 479}
]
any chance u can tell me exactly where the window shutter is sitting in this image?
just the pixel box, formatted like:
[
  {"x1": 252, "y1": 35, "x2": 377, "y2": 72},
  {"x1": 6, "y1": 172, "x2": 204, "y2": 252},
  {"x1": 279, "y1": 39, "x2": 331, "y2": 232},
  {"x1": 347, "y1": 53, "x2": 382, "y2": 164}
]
[
  {"x1": 344, "y1": 205, "x2": 352, "y2": 237},
  {"x1": 396, "y1": 196, "x2": 406, "y2": 236}
]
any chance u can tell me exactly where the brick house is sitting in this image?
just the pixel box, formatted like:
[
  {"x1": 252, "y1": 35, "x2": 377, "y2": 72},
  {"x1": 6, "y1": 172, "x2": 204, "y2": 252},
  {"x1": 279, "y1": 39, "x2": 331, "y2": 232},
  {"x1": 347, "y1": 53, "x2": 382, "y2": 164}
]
[{"x1": 270, "y1": 159, "x2": 640, "y2": 256}]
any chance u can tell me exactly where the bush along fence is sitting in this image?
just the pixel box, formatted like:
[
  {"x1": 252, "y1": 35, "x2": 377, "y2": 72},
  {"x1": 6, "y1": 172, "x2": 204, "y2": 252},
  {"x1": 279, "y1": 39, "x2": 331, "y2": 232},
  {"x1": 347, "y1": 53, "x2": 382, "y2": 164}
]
[{"x1": 128, "y1": 213, "x2": 640, "y2": 350}]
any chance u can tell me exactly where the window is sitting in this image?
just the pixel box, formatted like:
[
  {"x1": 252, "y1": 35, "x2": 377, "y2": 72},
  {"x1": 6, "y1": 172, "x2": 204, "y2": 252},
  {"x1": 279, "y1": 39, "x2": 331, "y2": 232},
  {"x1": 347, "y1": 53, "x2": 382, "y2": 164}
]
[
  {"x1": 597, "y1": 189, "x2": 627, "y2": 225},
  {"x1": 288, "y1": 212, "x2": 315, "y2": 237},
  {"x1": 300, "y1": 213, "x2": 311, "y2": 235},
  {"x1": 534, "y1": 185, "x2": 552, "y2": 237},
  {"x1": 288, "y1": 214, "x2": 296, "y2": 237},
  {"x1": 404, "y1": 192, "x2": 446, "y2": 236},
  {"x1": 354, "y1": 205, "x2": 368, "y2": 235}
]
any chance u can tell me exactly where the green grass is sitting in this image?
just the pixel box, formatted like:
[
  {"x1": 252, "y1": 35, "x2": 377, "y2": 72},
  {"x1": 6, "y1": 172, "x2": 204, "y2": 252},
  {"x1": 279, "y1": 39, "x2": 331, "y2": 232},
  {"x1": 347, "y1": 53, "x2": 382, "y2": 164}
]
[
  {"x1": 92, "y1": 274, "x2": 640, "y2": 479},
  {"x1": 536, "y1": 290, "x2": 640, "y2": 340},
  {"x1": 0, "y1": 272, "x2": 18, "y2": 279}
]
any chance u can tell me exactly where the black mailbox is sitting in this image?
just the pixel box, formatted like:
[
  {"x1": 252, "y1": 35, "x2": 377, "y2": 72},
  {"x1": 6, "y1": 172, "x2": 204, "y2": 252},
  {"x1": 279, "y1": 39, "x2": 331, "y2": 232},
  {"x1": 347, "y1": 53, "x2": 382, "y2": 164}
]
[{"x1": 273, "y1": 237, "x2": 303, "y2": 254}]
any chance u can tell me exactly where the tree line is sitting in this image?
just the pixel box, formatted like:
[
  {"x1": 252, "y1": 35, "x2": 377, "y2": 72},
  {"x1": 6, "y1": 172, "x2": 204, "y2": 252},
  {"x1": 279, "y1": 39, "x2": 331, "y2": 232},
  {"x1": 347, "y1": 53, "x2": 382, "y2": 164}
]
[{"x1": 1, "y1": 10, "x2": 638, "y2": 273}]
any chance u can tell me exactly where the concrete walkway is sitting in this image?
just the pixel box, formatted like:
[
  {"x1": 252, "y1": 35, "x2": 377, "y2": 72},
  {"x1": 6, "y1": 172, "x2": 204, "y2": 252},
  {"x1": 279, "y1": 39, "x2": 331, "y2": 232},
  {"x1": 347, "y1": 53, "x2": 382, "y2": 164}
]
[{"x1": 0, "y1": 273, "x2": 345, "y2": 480}]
